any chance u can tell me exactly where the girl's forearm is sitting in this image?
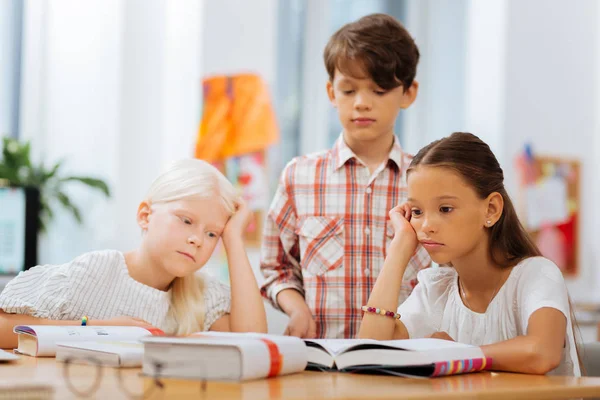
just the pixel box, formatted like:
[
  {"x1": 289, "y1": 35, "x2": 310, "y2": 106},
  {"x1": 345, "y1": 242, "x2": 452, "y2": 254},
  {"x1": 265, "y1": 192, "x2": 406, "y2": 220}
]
[
  {"x1": 223, "y1": 237, "x2": 268, "y2": 333},
  {"x1": 358, "y1": 241, "x2": 412, "y2": 340},
  {"x1": 481, "y1": 335, "x2": 562, "y2": 375},
  {"x1": 0, "y1": 311, "x2": 146, "y2": 349},
  {"x1": 0, "y1": 311, "x2": 80, "y2": 349}
]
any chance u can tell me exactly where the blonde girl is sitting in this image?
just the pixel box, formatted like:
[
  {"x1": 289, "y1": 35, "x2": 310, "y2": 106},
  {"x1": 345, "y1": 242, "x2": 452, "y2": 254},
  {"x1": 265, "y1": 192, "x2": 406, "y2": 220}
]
[{"x1": 0, "y1": 159, "x2": 267, "y2": 348}]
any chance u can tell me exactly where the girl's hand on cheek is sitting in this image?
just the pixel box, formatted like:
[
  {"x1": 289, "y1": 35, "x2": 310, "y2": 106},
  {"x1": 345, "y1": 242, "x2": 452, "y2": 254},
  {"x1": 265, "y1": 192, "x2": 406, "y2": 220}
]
[
  {"x1": 389, "y1": 203, "x2": 418, "y2": 254},
  {"x1": 222, "y1": 199, "x2": 252, "y2": 243}
]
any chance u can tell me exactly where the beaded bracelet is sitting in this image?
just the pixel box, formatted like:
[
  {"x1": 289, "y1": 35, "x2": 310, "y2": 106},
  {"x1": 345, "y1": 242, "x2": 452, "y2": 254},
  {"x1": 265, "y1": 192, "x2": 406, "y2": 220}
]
[
  {"x1": 361, "y1": 305, "x2": 401, "y2": 320},
  {"x1": 81, "y1": 316, "x2": 89, "y2": 326}
]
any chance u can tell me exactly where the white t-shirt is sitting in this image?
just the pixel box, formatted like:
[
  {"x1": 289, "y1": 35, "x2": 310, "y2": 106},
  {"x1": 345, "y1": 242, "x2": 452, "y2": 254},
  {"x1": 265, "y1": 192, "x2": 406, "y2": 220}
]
[
  {"x1": 0, "y1": 250, "x2": 231, "y2": 334},
  {"x1": 397, "y1": 256, "x2": 580, "y2": 376}
]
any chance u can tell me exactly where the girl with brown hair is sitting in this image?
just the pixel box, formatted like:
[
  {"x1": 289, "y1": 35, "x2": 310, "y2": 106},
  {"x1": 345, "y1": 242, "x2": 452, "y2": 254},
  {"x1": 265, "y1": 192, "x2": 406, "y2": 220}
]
[{"x1": 359, "y1": 132, "x2": 581, "y2": 376}]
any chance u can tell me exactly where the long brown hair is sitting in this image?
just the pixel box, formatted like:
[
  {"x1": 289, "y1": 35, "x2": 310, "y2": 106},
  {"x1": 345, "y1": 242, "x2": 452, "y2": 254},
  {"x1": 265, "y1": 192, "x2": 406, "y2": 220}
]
[{"x1": 408, "y1": 132, "x2": 584, "y2": 374}]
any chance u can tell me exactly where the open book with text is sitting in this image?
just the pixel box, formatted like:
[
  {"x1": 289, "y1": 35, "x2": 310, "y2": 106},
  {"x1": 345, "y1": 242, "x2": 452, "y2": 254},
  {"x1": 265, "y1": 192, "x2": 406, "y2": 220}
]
[{"x1": 304, "y1": 338, "x2": 491, "y2": 378}]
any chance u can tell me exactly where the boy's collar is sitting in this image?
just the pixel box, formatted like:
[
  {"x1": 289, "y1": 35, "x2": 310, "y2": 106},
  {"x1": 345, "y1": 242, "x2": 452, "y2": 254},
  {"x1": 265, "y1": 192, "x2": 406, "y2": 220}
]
[{"x1": 332, "y1": 133, "x2": 404, "y2": 171}]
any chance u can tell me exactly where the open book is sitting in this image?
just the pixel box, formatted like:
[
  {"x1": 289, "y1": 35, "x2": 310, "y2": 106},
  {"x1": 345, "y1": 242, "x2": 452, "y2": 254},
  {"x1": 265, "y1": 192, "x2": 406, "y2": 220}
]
[
  {"x1": 141, "y1": 332, "x2": 307, "y2": 381},
  {"x1": 304, "y1": 338, "x2": 491, "y2": 378},
  {"x1": 13, "y1": 325, "x2": 164, "y2": 357}
]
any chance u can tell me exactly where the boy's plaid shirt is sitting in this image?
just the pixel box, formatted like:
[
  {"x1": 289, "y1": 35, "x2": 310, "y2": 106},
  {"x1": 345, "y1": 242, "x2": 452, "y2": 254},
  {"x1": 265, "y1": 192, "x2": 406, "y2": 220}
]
[{"x1": 260, "y1": 135, "x2": 431, "y2": 338}]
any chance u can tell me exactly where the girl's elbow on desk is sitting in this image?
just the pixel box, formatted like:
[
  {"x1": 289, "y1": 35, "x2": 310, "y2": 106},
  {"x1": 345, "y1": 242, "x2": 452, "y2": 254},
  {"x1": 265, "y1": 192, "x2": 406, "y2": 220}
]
[
  {"x1": 525, "y1": 339, "x2": 562, "y2": 375},
  {"x1": 483, "y1": 337, "x2": 562, "y2": 375}
]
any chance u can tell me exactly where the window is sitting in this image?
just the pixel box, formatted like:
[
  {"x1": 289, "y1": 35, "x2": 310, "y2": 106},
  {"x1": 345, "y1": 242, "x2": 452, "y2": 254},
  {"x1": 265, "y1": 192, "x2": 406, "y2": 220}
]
[
  {"x1": 273, "y1": 0, "x2": 306, "y2": 175},
  {"x1": 0, "y1": 0, "x2": 23, "y2": 139}
]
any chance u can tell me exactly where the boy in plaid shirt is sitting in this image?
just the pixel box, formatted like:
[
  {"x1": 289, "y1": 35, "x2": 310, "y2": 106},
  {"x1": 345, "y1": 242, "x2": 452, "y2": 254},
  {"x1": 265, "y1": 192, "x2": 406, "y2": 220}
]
[{"x1": 260, "y1": 14, "x2": 431, "y2": 338}]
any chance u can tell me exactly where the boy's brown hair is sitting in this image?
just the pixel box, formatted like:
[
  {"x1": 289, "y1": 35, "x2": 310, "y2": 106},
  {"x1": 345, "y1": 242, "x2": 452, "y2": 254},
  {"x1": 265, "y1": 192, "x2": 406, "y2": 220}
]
[{"x1": 324, "y1": 13, "x2": 420, "y2": 92}]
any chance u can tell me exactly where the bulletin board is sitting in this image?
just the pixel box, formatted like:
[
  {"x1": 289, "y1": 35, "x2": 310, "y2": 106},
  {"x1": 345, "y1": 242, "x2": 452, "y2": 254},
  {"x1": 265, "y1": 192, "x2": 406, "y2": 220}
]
[{"x1": 518, "y1": 156, "x2": 580, "y2": 277}]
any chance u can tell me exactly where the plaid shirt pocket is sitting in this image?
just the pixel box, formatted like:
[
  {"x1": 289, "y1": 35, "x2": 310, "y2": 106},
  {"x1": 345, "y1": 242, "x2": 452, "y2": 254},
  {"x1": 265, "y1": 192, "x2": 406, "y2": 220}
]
[{"x1": 296, "y1": 216, "x2": 344, "y2": 276}]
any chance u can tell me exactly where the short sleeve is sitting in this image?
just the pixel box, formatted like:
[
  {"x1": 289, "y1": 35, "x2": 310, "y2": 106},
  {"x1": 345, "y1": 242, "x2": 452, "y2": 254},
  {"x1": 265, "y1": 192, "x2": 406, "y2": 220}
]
[
  {"x1": 0, "y1": 253, "x2": 94, "y2": 319},
  {"x1": 397, "y1": 267, "x2": 455, "y2": 338},
  {"x1": 201, "y1": 273, "x2": 232, "y2": 331},
  {"x1": 517, "y1": 257, "x2": 570, "y2": 332}
]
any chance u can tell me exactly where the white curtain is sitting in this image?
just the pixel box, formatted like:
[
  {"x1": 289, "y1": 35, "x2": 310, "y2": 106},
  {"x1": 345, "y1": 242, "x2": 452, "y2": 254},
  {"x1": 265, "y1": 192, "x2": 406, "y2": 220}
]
[
  {"x1": 19, "y1": 0, "x2": 204, "y2": 264},
  {"x1": 0, "y1": 0, "x2": 23, "y2": 139}
]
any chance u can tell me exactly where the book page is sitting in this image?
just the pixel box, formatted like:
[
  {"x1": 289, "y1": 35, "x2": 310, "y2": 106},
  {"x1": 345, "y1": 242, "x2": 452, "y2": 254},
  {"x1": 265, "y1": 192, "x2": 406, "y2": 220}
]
[
  {"x1": 381, "y1": 338, "x2": 475, "y2": 351},
  {"x1": 305, "y1": 338, "x2": 475, "y2": 356},
  {"x1": 304, "y1": 339, "x2": 377, "y2": 356}
]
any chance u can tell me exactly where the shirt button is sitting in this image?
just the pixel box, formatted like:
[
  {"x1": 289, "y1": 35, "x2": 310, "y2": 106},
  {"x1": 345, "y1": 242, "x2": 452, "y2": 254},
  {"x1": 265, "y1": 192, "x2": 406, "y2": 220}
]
[
  {"x1": 364, "y1": 227, "x2": 371, "y2": 235},
  {"x1": 364, "y1": 268, "x2": 370, "y2": 277},
  {"x1": 365, "y1": 187, "x2": 372, "y2": 194}
]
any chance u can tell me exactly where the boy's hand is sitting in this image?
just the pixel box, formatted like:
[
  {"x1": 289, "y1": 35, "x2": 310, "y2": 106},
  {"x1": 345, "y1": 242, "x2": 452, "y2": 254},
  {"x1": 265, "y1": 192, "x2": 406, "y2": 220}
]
[
  {"x1": 389, "y1": 203, "x2": 418, "y2": 254},
  {"x1": 222, "y1": 199, "x2": 252, "y2": 244},
  {"x1": 284, "y1": 309, "x2": 317, "y2": 339}
]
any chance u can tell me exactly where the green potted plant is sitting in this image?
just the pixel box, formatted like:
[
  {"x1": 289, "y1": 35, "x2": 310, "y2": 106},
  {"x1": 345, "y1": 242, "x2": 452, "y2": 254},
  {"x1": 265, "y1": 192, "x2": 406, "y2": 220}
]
[{"x1": 0, "y1": 137, "x2": 111, "y2": 233}]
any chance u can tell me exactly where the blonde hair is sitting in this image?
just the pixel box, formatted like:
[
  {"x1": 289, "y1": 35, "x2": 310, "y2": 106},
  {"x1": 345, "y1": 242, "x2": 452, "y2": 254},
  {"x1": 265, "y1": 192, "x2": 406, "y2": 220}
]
[{"x1": 145, "y1": 159, "x2": 238, "y2": 335}]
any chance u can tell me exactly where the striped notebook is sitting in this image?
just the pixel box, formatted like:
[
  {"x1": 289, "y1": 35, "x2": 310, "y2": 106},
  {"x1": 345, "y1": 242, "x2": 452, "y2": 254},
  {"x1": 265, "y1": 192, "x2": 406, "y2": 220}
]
[{"x1": 431, "y1": 357, "x2": 492, "y2": 377}]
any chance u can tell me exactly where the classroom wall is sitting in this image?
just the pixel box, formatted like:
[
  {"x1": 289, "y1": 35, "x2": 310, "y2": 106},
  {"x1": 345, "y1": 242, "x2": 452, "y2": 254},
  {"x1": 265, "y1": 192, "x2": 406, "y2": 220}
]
[
  {"x1": 202, "y1": 0, "x2": 278, "y2": 89},
  {"x1": 501, "y1": 0, "x2": 600, "y2": 342},
  {"x1": 501, "y1": 0, "x2": 599, "y2": 302}
]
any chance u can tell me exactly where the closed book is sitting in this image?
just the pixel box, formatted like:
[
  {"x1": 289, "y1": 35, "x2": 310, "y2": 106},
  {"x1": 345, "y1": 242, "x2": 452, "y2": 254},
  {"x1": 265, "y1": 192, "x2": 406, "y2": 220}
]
[
  {"x1": 13, "y1": 325, "x2": 164, "y2": 357},
  {"x1": 56, "y1": 340, "x2": 144, "y2": 367},
  {"x1": 0, "y1": 349, "x2": 18, "y2": 362},
  {"x1": 142, "y1": 332, "x2": 307, "y2": 381}
]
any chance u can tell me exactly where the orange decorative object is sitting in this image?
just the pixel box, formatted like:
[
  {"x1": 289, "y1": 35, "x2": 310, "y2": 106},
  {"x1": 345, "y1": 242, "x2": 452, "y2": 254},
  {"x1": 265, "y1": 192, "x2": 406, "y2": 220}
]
[{"x1": 195, "y1": 74, "x2": 279, "y2": 162}]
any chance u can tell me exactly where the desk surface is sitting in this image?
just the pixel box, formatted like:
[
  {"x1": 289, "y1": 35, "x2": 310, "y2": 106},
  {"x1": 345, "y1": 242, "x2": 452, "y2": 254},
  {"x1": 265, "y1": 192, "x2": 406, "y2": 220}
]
[{"x1": 1, "y1": 355, "x2": 600, "y2": 399}]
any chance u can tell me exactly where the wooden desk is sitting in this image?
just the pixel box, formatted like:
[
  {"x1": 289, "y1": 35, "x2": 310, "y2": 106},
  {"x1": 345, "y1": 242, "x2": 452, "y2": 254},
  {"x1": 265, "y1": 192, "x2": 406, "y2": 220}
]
[{"x1": 1, "y1": 356, "x2": 600, "y2": 399}]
